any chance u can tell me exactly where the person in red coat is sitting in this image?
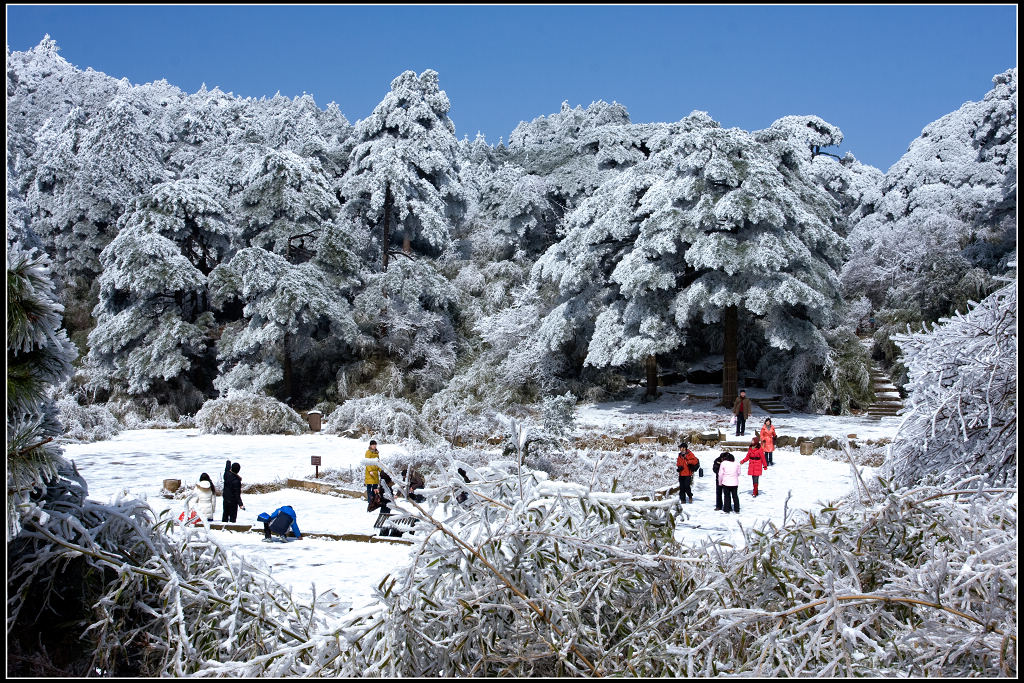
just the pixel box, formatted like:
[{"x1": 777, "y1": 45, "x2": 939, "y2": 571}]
[
  {"x1": 676, "y1": 442, "x2": 700, "y2": 504},
  {"x1": 759, "y1": 418, "x2": 777, "y2": 468},
  {"x1": 740, "y1": 436, "x2": 766, "y2": 497}
]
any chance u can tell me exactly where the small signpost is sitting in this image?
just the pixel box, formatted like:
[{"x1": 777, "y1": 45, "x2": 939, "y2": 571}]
[{"x1": 311, "y1": 455, "x2": 321, "y2": 478}]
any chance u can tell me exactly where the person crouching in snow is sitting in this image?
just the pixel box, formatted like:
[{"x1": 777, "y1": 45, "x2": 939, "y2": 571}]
[
  {"x1": 185, "y1": 473, "x2": 217, "y2": 522},
  {"x1": 675, "y1": 442, "x2": 700, "y2": 504},
  {"x1": 259, "y1": 506, "x2": 301, "y2": 542},
  {"x1": 740, "y1": 436, "x2": 766, "y2": 497}
]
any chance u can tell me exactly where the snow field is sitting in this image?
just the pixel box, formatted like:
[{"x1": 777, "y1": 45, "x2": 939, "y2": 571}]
[{"x1": 64, "y1": 418, "x2": 881, "y2": 613}]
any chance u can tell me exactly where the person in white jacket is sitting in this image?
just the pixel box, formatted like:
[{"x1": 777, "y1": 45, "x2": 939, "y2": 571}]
[
  {"x1": 185, "y1": 473, "x2": 217, "y2": 522},
  {"x1": 717, "y1": 453, "x2": 742, "y2": 513}
]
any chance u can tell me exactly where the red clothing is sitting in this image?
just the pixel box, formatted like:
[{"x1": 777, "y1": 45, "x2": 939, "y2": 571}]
[
  {"x1": 740, "y1": 447, "x2": 765, "y2": 476},
  {"x1": 759, "y1": 425, "x2": 776, "y2": 452},
  {"x1": 676, "y1": 450, "x2": 699, "y2": 477}
]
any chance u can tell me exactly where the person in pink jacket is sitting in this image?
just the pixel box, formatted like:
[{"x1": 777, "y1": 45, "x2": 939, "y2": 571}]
[
  {"x1": 717, "y1": 452, "x2": 741, "y2": 513},
  {"x1": 740, "y1": 436, "x2": 766, "y2": 497}
]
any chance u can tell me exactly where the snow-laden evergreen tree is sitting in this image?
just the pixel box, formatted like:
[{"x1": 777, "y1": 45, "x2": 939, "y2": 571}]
[
  {"x1": 339, "y1": 69, "x2": 465, "y2": 271},
  {"x1": 533, "y1": 111, "x2": 848, "y2": 404},
  {"x1": 84, "y1": 179, "x2": 233, "y2": 411},
  {"x1": 843, "y1": 69, "x2": 1017, "y2": 335},
  {"x1": 208, "y1": 243, "x2": 361, "y2": 402},
  {"x1": 884, "y1": 269, "x2": 1017, "y2": 487},
  {"x1": 6, "y1": 244, "x2": 77, "y2": 539},
  {"x1": 507, "y1": 100, "x2": 651, "y2": 213}
]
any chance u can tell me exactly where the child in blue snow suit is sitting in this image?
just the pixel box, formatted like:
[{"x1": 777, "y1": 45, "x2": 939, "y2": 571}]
[{"x1": 259, "y1": 506, "x2": 301, "y2": 542}]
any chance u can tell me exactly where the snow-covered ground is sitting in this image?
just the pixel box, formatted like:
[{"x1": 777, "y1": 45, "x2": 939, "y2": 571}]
[{"x1": 61, "y1": 388, "x2": 898, "y2": 616}]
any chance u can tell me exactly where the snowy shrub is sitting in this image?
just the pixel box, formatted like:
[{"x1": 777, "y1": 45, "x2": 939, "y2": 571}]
[
  {"x1": 302, "y1": 466, "x2": 1015, "y2": 677},
  {"x1": 884, "y1": 276, "x2": 1017, "y2": 487},
  {"x1": 194, "y1": 392, "x2": 307, "y2": 435},
  {"x1": 540, "y1": 391, "x2": 577, "y2": 439},
  {"x1": 8, "y1": 463, "x2": 327, "y2": 676},
  {"x1": 106, "y1": 396, "x2": 188, "y2": 430},
  {"x1": 323, "y1": 395, "x2": 438, "y2": 444},
  {"x1": 55, "y1": 393, "x2": 121, "y2": 443}
]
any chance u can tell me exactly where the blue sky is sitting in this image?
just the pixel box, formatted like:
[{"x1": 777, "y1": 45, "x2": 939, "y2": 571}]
[{"x1": 6, "y1": 4, "x2": 1017, "y2": 172}]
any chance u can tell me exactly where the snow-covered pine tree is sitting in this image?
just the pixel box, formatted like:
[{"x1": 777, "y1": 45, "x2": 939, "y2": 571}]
[
  {"x1": 884, "y1": 271, "x2": 1017, "y2": 487},
  {"x1": 335, "y1": 70, "x2": 465, "y2": 398},
  {"x1": 339, "y1": 69, "x2": 465, "y2": 271},
  {"x1": 533, "y1": 111, "x2": 848, "y2": 404},
  {"x1": 84, "y1": 179, "x2": 233, "y2": 411},
  {"x1": 842, "y1": 69, "x2": 1017, "y2": 331},
  {"x1": 6, "y1": 244, "x2": 77, "y2": 539}
]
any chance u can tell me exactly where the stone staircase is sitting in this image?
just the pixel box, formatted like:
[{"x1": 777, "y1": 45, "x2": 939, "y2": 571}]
[
  {"x1": 866, "y1": 362, "x2": 904, "y2": 419},
  {"x1": 753, "y1": 395, "x2": 790, "y2": 415}
]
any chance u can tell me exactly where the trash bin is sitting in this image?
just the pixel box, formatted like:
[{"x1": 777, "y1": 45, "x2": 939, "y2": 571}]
[{"x1": 306, "y1": 410, "x2": 322, "y2": 432}]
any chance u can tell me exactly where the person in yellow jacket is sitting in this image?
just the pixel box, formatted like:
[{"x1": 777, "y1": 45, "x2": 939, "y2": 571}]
[{"x1": 364, "y1": 440, "x2": 381, "y2": 508}]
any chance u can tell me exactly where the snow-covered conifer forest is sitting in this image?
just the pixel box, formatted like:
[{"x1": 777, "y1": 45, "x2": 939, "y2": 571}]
[{"x1": 6, "y1": 37, "x2": 1017, "y2": 676}]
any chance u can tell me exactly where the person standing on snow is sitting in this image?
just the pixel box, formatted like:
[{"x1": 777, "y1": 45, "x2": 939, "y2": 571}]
[
  {"x1": 184, "y1": 472, "x2": 217, "y2": 523},
  {"x1": 732, "y1": 390, "x2": 753, "y2": 437},
  {"x1": 365, "y1": 440, "x2": 382, "y2": 511},
  {"x1": 740, "y1": 436, "x2": 766, "y2": 497},
  {"x1": 222, "y1": 460, "x2": 245, "y2": 523},
  {"x1": 718, "y1": 452, "x2": 742, "y2": 513},
  {"x1": 712, "y1": 452, "x2": 727, "y2": 511},
  {"x1": 675, "y1": 442, "x2": 700, "y2": 504},
  {"x1": 759, "y1": 417, "x2": 777, "y2": 467}
]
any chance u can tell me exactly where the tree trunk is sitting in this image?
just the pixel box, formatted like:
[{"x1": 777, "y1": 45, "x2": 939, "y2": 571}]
[
  {"x1": 722, "y1": 305, "x2": 738, "y2": 407},
  {"x1": 282, "y1": 331, "x2": 293, "y2": 403},
  {"x1": 645, "y1": 354, "x2": 658, "y2": 399},
  {"x1": 381, "y1": 183, "x2": 393, "y2": 273}
]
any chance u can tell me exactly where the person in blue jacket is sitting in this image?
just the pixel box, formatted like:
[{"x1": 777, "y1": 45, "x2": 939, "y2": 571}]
[{"x1": 258, "y1": 506, "x2": 301, "y2": 542}]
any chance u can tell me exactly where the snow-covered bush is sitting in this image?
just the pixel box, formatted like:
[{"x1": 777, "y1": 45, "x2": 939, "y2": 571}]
[
  {"x1": 8, "y1": 465, "x2": 327, "y2": 676},
  {"x1": 105, "y1": 395, "x2": 188, "y2": 430},
  {"x1": 884, "y1": 275, "x2": 1017, "y2": 487},
  {"x1": 55, "y1": 393, "x2": 121, "y2": 443},
  {"x1": 540, "y1": 391, "x2": 577, "y2": 439},
  {"x1": 322, "y1": 395, "x2": 438, "y2": 443},
  {"x1": 194, "y1": 392, "x2": 307, "y2": 435}
]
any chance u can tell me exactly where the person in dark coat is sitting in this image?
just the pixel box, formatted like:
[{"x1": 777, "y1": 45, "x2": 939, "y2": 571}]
[
  {"x1": 222, "y1": 459, "x2": 245, "y2": 523},
  {"x1": 712, "y1": 453, "x2": 727, "y2": 511},
  {"x1": 732, "y1": 390, "x2": 753, "y2": 436}
]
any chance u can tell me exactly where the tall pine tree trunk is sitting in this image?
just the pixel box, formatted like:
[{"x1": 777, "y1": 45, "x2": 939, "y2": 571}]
[
  {"x1": 722, "y1": 305, "x2": 738, "y2": 407},
  {"x1": 381, "y1": 183, "x2": 393, "y2": 273},
  {"x1": 645, "y1": 354, "x2": 658, "y2": 399},
  {"x1": 282, "y1": 331, "x2": 293, "y2": 403}
]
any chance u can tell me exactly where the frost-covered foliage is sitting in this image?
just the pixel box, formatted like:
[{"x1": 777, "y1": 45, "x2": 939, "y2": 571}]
[
  {"x1": 54, "y1": 392, "x2": 121, "y2": 443},
  {"x1": 884, "y1": 275, "x2": 1017, "y2": 487},
  {"x1": 83, "y1": 179, "x2": 231, "y2": 410},
  {"x1": 323, "y1": 394, "x2": 439, "y2": 444},
  {"x1": 166, "y1": 463, "x2": 1016, "y2": 677},
  {"x1": 339, "y1": 69, "x2": 465, "y2": 268},
  {"x1": 531, "y1": 110, "x2": 848, "y2": 398},
  {"x1": 7, "y1": 245, "x2": 78, "y2": 539},
  {"x1": 843, "y1": 69, "x2": 1017, "y2": 344},
  {"x1": 194, "y1": 392, "x2": 307, "y2": 435},
  {"x1": 7, "y1": 468, "x2": 326, "y2": 676}
]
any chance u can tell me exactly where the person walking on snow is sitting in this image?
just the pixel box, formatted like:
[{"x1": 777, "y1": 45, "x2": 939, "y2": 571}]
[
  {"x1": 185, "y1": 472, "x2": 217, "y2": 522},
  {"x1": 759, "y1": 417, "x2": 777, "y2": 467},
  {"x1": 740, "y1": 436, "x2": 766, "y2": 497},
  {"x1": 712, "y1": 452, "x2": 727, "y2": 510},
  {"x1": 222, "y1": 460, "x2": 245, "y2": 523},
  {"x1": 676, "y1": 442, "x2": 700, "y2": 504},
  {"x1": 732, "y1": 390, "x2": 753, "y2": 436},
  {"x1": 718, "y1": 452, "x2": 741, "y2": 513}
]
